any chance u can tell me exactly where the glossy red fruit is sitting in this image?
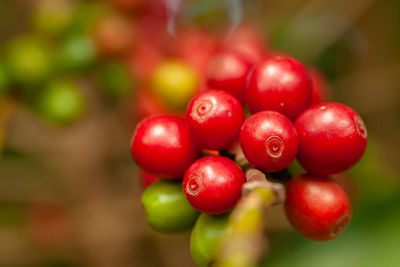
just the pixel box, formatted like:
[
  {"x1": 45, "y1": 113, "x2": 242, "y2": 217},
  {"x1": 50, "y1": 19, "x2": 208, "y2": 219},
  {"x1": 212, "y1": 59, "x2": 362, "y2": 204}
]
[
  {"x1": 295, "y1": 103, "x2": 367, "y2": 175},
  {"x1": 173, "y1": 28, "x2": 218, "y2": 74},
  {"x1": 224, "y1": 24, "x2": 266, "y2": 65},
  {"x1": 129, "y1": 39, "x2": 164, "y2": 82},
  {"x1": 246, "y1": 57, "x2": 313, "y2": 120},
  {"x1": 93, "y1": 14, "x2": 134, "y2": 57},
  {"x1": 308, "y1": 67, "x2": 331, "y2": 105},
  {"x1": 131, "y1": 115, "x2": 200, "y2": 179},
  {"x1": 240, "y1": 111, "x2": 298, "y2": 172},
  {"x1": 207, "y1": 50, "x2": 253, "y2": 103},
  {"x1": 135, "y1": 89, "x2": 169, "y2": 119},
  {"x1": 185, "y1": 89, "x2": 244, "y2": 150},
  {"x1": 140, "y1": 170, "x2": 160, "y2": 189},
  {"x1": 284, "y1": 174, "x2": 351, "y2": 241},
  {"x1": 183, "y1": 156, "x2": 245, "y2": 214}
]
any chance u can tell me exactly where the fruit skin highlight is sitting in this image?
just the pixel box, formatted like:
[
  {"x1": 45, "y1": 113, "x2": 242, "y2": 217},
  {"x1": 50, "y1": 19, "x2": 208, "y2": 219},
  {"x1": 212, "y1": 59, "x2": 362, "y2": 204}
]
[
  {"x1": 240, "y1": 111, "x2": 298, "y2": 172},
  {"x1": 246, "y1": 56, "x2": 313, "y2": 120},
  {"x1": 284, "y1": 174, "x2": 351, "y2": 241},
  {"x1": 141, "y1": 180, "x2": 200, "y2": 233},
  {"x1": 131, "y1": 114, "x2": 200, "y2": 179},
  {"x1": 206, "y1": 50, "x2": 253, "y2": 103},
  {"x1": 295, "y1": 102, "x2": 367, "y2": 175},
  {"x1": 185, "y1": 89, "x2": 244, "y2": 150},
  {"x1": 183, "y1": 156, "x2": 245, "y2": 214}
]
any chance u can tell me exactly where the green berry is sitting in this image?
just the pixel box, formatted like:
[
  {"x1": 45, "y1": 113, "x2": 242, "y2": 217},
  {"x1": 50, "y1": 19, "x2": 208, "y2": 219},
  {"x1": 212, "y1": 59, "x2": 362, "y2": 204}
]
[
  {"x1": 6, "y1": 35, "x2": 51, "y2": 85},
  {"x1": 190, "y1": 213, "x2": 230, "y2": 267},
  {"x1": 141, "y1": 180, "x2": 200, "y2": 233},
  {"x1": 39, "y1": 79, "x2": 85, "y2": 124},
  {"x1": 33, "y1": 0, "x2": 74, "y2": 35},
  {"x1": 57, "y1": 34, "x2": 96, "y2": 71}
]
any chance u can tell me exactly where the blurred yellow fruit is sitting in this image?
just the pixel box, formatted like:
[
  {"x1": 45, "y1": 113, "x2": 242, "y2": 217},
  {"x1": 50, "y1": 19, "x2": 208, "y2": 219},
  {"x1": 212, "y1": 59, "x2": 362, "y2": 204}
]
[{"x1": 151, "y1": 60, "x2": 199, "y2": 110}]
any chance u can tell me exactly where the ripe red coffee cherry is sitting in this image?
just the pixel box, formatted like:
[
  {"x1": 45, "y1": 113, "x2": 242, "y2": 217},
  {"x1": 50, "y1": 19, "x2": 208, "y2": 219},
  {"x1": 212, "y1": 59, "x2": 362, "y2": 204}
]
[
  {"x1": 224, "y1": 24, "x2": 266, "y2": 65},
  {"x1": 309, "y1": 67, "x2": 331, "y2": 105},
  {"x1": 284, "y1": 174, "x2": 351, "y2": 241},
  {"x1": 207, "y1": 50, "x2": 253, "y2": 103},
  {"x1": 93, "y1": 14, "x2": 134, "y2": 57},
  {"x1": 183, "y1": 156, "x2": 245, "y2": 214},
  {"x1": 246, "y1": 57, "x2": 313, "y2": 120},
  {"x1": 185, "y1": 89, "x2": 244, "y2": 150},
  {"x1": 140, "y1": 170, "x2": 160, "y2": 189},
  {"x1": 295, "y1": 102, "x2": 367, "y2": 175},
  {"x1": 240, "y1": 111, "x2": 298, "y2": 172},
  {"x1": 131, "y1": 115, "x2": 200, "y2": 179}
]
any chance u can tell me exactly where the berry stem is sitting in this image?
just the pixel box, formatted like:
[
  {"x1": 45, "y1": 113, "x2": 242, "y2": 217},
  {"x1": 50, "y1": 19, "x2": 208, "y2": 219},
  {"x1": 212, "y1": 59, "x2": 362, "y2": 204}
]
[{"x1": 214, "y1": 145, "x2": 285, "y2": 267}]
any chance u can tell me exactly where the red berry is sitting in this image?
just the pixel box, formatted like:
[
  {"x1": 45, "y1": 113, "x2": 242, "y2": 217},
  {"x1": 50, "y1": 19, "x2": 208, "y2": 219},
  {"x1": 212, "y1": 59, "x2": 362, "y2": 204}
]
[
  {"x1": 246, "y1": 57, "x2": 313, "y2": 120},
  {"x1": 309, "y1": 67, "x2": 331, "y2": 105},
  {"x1": 173, "y1": 28, "x2": 218, "y2": 74},
  {"x1": 140, "y1": 170, "x2": 160, "y2": 189},
  {"x1": 185, "y1": 89, "x2": 244, "y2": 150},
  {"x1": 207, "y1": 50, "x2": 253, "y2": 103},
  {"x1": 131, "y1": 115, "x2": 200, "y2": 179},
  {"x1": 284, "y1": 174, "x2": 351, "y2": 241},
  {"x1": 240, "y1": 111, "x2": 298, "y2": 172},
  {"x1": 93, "y1": 14, "x2": 134, "y2": 57},
  {"x1": 183, "y1": 156, "x2": 245, "y2": 214},
  {"x1": 295, "y1": 102, "x2": 367, "y2": 175},
  {"x1": 224, "y1": 24, "x2": 266, "y2": 65}
]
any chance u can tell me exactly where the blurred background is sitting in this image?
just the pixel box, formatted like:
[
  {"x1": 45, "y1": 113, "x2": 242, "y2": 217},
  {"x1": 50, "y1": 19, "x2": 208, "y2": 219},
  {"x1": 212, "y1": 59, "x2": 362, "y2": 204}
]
[{"x1": 0, "y1": 0, "x2": 399, "y2": 266}]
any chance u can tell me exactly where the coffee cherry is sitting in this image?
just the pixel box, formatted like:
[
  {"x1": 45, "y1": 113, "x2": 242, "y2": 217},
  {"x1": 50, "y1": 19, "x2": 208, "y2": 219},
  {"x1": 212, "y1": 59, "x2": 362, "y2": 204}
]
[
  {"x1": 139, "y1": 170, "x2": 160, "y2": 189},
  {"x1": 57, "y1": 34, "x2": 97, "y2": 71},
  {"x1": 141, "y1": 180, "x2": 200, "y2": 233},
  {"x1": 246, "y1": 57, "x2": 313, "y2": 120},
  {"x1": 93, "y1": 14, "x2": 134, "y2": 57},
  {"x1": 309, "y1": 67, "x2": 331, "y2": 105},
  {"x1": 295, "y1": 103, "x2": 367, "y2": 175},
  {"x1": 131, "y1": 114, "x2": 200, "y2": 179},
  {"x1": 151, "y1": 60, "x2": 199, "y2": 109},
  {"x1": 185, "y1": 89, "x2": 244, "y2": 150},
  {"x1": 190, "y1": 213, "x2": 230, "y2": 267},
  {"x1": 38, "y1": 79, "x2": 85, "y2": 125},
  {"x1": 284, "y1": 174, "x2": 351, "y2": 241},
  {"x1": 240, "y1": 111, "x2": 298, "y2": 172},
  {"x1": 173, "y1": 28, "x2": 218, "y2": 74},
  {"x1": 135, "y1": 89, "x2": 169, "y2": 119},
  {"x1": 33, "y1": 0, "x2": 74, "y2": 36},
  {"x1": 206, "y1": 50, "x2": 253, "y2": 103},
  {"x1": 224, "y1": 24, "x2": 266, "y2": 65},
  {"x1": 6, "y1": 35, "x2": 51, "y2": 85},
  {"x1": 183, "y1": 156, "x2": 245, "y2": 214}
]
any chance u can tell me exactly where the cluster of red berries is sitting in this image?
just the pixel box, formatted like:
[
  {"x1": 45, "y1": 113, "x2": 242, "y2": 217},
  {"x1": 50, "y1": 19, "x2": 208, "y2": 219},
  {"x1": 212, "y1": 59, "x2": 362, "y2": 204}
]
[{"x1": 131, "y1": 40, "x2": 367, "y2": 242}]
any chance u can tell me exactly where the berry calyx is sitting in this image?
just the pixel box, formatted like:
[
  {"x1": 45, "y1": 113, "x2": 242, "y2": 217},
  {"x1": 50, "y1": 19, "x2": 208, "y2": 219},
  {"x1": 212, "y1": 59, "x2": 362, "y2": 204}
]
[
  {"x1": 206, "y1": 50, "x2": 253, "y2": 103},
  {"x1": 295, "y1": 102, "x2": 367, "y2": 175},
  {"x1": 131, "y1": 114, "x2": 200, "y2": 179},
  {"x1": 284, "y1": 174, "x2": 351, "y2": 241},
  {"x1": 240, "y1": 111, "x2": 298, "y2": 172},
  {"x1": 141, "y1": 180, "x2": 200, "y2": 233},
  {"x1": 185, "y1": 89, "x2": 245, "y2": 150},
  {"x1": 246, "y1": 57, "x2": 313, "y2": 120},
  {"x1": 183, "y1": 156, "x2": 245, "y2": 214}
]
